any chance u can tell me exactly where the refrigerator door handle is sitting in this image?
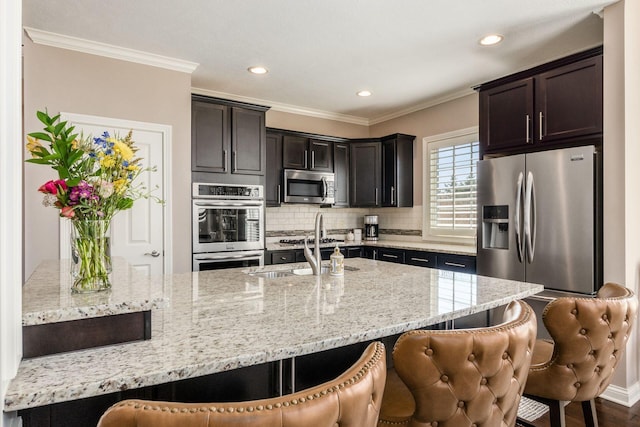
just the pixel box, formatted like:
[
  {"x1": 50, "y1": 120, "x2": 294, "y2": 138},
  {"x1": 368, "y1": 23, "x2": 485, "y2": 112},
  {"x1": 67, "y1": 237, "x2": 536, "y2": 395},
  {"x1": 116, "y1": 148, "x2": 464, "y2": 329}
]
[
  {"x1": 524, "y1": 171, "x2": 537, "y2": 263},
  {"x1": 515, "y1": 172, "x2": 525, "y2": 263}
]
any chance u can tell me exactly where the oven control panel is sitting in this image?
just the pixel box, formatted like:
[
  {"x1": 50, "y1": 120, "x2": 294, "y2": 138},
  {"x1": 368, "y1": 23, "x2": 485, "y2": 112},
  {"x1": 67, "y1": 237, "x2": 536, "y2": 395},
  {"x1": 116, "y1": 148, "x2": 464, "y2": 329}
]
[{"x1": 193, "y1": 183, "x2": 263, "y2": 199}]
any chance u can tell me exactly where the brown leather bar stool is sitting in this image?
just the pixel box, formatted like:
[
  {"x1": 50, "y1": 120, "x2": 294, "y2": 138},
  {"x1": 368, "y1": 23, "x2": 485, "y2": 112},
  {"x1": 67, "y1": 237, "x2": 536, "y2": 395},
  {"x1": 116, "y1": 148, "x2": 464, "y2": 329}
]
[
  {"x1": 97, "y1": 341, "x2": 385, "y2": 427},
  {"x1": 378, "y1": 300, "x2": 537, "y2": 427},
  {"x1": 519, "y1": 282, "x2": 638, "y2": 427}
]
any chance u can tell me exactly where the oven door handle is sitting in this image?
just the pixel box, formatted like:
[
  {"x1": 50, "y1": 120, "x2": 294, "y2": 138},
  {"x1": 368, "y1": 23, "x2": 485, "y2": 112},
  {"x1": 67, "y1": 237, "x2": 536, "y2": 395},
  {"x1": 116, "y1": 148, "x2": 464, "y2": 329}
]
[
  {"x1": 194, "y1": 251, "x2": 264, "y2": 261},
  {"x1": 194, "y1": 201, "x2": 263, "y2": 207}
]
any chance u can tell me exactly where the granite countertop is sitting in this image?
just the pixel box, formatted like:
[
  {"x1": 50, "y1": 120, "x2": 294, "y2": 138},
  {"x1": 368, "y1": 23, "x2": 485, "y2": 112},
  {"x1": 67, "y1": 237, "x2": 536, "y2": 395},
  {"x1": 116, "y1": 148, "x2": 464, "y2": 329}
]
[
  {"x1": 266, "y1": 238, "x2": 476, "y2": 255},
  {"x1": 5, "y1": 258, "x2": 541, "y2": 412},
  {"x1": 22, "y1": 258, "x2": 168, "y2": 326}
]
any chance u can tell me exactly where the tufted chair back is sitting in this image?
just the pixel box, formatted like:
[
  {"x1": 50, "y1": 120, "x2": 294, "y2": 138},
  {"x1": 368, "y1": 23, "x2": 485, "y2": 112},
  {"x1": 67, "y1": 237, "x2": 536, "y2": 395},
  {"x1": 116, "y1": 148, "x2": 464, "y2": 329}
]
[
  {"x1": 521, "y1": 282, "x2": 637, "y2": 427},
  {"x1": 378, "y1": 300, "x2": 537, "y2": 427},
  {"x1": 98, "y1": 341, "x2": 386, "y2": 427}
]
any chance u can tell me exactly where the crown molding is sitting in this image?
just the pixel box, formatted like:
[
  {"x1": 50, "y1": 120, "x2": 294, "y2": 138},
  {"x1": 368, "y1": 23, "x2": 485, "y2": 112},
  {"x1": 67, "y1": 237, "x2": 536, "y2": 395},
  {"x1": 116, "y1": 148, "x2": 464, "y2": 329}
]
[
  {"x1": 368, "y1": 88, "x2": 476, "y2": 125},
  {"x1": 24, "y1": 27, "x2": 199, "y2": 74},
  {"x1": 191, "y1": 87, "x2": 370, "y2": 126}
]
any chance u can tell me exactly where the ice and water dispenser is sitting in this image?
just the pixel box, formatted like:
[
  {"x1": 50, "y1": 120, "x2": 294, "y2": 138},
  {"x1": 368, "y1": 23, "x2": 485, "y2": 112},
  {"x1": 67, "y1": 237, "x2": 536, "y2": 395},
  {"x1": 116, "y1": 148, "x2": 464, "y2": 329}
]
[{"x1": 481, "y1": 205, "x2": 509, "y2": 249}]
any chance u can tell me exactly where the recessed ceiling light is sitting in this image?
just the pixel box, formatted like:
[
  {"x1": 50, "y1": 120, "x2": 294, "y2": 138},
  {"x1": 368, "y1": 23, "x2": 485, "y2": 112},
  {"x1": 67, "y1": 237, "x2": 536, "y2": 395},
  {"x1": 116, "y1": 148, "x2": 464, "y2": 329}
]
[
  {"x1": 479, "y1": 34, "x2": 504, "y2": 46},
  {"x1": 248, "y1": 66, "x2": 268, "y2": 75},
  {"x1": 357, "y1": 90, "x2": 372, "y2": 97}
]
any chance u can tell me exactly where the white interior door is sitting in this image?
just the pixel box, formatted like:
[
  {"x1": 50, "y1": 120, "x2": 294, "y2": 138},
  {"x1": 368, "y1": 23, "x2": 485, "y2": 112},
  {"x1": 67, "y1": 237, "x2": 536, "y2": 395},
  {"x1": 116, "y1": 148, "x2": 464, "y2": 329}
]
[{"x1": 59, "y1": 113, "x2": 172, "y2": 275}]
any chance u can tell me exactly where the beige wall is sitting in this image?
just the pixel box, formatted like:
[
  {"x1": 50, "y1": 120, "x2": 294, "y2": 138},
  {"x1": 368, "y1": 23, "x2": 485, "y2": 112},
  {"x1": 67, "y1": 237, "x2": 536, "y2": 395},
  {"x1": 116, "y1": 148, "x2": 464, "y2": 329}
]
[
  {"x1": 603, "y1": 0, "x2": 640, "y2": 401},
  {"x1": 22, "y1": 38, "x2": 193, "y2": 276},
  {"x1": 266, "y1": 109, "x2": 369, "y2": 138},
  {"x1": 370, "y1": 94, "x2": 479, "y2": 206}
]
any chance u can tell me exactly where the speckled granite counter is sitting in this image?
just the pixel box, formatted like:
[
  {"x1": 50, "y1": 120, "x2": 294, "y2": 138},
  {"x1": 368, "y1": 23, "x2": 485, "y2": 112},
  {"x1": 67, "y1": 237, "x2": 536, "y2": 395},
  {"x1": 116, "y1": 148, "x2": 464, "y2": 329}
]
[
  {"x1": 22, "y1": 258, "x2": 168, "y2": 326},
  {"x1": 5, "y1": 258, "x2": 541, "y2": 412}
]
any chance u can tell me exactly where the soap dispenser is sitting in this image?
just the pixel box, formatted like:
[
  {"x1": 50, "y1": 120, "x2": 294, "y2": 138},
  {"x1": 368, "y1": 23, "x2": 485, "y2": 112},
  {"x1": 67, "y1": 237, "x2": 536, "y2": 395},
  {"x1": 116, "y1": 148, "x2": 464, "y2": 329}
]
[{"x1": 330, "y1": 246, "x2": 344, "y2": 276}]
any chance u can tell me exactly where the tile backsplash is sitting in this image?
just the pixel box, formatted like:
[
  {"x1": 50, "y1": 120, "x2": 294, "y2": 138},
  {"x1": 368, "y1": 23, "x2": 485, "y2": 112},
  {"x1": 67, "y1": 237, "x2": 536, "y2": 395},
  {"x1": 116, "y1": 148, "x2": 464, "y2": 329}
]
[{"x1": 266, "y1": 205, "x2": 423, "y2": 237}]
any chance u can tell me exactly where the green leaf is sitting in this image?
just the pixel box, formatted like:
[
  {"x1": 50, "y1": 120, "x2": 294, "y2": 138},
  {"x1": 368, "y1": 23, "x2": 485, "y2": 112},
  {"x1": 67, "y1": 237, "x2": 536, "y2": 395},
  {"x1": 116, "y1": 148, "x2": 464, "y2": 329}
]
[
  {"x1": 53, "y1": 121, "x2": 67, "y2": 136},
  {"x1": 117, "y1": 198, "x2": 134, "y2": 210},
  {"x1": 36, "y1": 110, "x2": 52, "y2": 125},
  {"x1": 28, "y1": 132, "x2": 53, "y2": 143},
  {"x1": 25, "y1": 158, "x2": 52, "y2": 165},
  {"x1": 66, "y1": 177, "x2": 81, "y2": 186}
]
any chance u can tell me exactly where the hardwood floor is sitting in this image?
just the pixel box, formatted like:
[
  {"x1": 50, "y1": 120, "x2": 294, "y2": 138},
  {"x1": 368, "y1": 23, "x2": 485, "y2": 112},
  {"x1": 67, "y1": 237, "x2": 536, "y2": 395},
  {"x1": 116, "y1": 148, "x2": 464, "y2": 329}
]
[{"x1": 517, "y1": 397, "x2": 640, "y2": 427}]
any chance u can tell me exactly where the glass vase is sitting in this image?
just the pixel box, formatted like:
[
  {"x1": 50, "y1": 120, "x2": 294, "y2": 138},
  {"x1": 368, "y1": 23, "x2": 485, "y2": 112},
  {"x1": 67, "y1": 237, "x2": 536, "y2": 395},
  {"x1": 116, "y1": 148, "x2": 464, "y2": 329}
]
[{"x1": 70, "y1": 219, "x2": 112, "y2": 293}]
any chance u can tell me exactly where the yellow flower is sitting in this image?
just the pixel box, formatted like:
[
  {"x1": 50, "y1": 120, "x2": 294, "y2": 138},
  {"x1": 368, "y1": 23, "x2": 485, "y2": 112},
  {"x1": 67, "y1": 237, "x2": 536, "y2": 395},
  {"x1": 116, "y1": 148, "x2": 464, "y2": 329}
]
[
  {"x1": 113, "y1": 178, "x2": 128, "y2": 194},
  {"x1": 26, "y1": 136, "x2": 43, "y2": 155},
  {"x1": 100, "y1": 156, "x2": 116, "y2": 168},
  {"x1": 113, "y1": 140, "x2": 134, "y2": 161}
]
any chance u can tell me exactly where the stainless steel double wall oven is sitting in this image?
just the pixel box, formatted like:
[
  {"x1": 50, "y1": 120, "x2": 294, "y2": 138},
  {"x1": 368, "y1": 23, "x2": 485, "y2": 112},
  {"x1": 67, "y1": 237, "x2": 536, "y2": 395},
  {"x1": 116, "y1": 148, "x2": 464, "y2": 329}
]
[{"x1": 192, "y1": 183, "x2": 265, "y2": 271}]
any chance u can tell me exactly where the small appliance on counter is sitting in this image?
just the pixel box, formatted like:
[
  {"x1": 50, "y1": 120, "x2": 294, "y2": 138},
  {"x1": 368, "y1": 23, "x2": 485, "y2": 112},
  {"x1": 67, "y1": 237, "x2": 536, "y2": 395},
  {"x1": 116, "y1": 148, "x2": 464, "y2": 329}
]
[{"x1": 364, "y1": 215, "x2": 379, "y2": 241}]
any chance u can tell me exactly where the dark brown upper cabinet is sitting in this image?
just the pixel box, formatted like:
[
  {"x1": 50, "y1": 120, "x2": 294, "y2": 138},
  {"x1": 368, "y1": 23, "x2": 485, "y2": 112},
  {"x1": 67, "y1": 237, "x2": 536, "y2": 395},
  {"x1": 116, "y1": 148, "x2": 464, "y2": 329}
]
[
  {"x1": 191, "y1": 95, "x2": 269, "y2": 176},
  {"x1": 333, "y1": 142, "x2": 350, "y2": 207},
  {"x1": 381, "y1": 134, "x2": 414, "y2": 207},
  {"x1": 265, "y1": 131, "x2": 283, "y2": 206},
  {"x1": 478, "y1": 48, "x2": 602, "y2": 157},
  {"x1": 350, "y1": 140, "x2": 381, "y2": 207},
  {"x1": 282, "y1": 135, "x2": 333, "y2": 172}
]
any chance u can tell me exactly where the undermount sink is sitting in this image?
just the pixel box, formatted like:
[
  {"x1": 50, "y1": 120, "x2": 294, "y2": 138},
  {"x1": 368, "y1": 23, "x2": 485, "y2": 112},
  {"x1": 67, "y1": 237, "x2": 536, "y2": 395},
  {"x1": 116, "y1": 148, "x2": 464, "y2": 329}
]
[
  {"x1": 247, "y1": 265, "x2": 359, "y2": 278},
  {"x1": 248, "y1": 270, "x2": 293, "y2": 278},
  {"x1": 291, "y1": 266, "x2": 330, "y2": 276},
  {"x1": 291, "y1": 265, "x2": 360, "y2": 276}
]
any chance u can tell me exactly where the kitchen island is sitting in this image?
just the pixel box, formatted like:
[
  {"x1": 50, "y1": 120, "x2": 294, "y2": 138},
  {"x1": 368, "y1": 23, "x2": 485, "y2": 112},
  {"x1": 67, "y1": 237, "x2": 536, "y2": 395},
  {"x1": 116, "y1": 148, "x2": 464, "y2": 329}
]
[{"x1": 5, "y1": 258, "x2": 542, "y2": 425}]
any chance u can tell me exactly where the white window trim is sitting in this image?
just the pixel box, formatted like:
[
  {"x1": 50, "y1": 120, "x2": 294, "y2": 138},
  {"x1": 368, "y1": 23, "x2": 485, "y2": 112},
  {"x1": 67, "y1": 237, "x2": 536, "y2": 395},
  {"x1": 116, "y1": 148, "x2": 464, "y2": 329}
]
[{"x1": 422, "y1": 126, "x2": 478, "y2": 245}]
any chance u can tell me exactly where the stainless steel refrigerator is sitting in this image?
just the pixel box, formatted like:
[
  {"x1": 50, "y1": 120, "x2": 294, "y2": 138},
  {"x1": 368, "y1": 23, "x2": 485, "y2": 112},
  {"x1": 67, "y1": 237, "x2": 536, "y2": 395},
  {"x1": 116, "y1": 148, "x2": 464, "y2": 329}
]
[{"x1": 476, "y1": 145, "x2": 601, "y2": 296}]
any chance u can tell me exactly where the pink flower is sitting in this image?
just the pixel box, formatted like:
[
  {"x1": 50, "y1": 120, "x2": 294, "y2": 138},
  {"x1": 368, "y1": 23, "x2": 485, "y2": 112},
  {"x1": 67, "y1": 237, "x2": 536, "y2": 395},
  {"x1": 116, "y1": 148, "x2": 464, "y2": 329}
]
[
  {"x1": 60, "y1": 206, "x2": 75, "y2": 218},
  {"x1": 38, "y1": 179, "x2": 68, "y2": 195}
]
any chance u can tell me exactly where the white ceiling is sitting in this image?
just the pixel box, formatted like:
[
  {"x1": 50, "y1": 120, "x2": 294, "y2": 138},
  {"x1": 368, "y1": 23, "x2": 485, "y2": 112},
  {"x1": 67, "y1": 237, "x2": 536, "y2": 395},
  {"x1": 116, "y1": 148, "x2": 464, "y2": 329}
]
[{"x1": 22, "y1": 0, "x2": 616, "y2": 124}]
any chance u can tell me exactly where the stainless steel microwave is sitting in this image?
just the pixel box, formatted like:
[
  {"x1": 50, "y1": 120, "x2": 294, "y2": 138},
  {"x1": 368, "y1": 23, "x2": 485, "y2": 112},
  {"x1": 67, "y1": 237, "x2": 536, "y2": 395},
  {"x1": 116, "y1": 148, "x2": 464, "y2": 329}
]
[{"x1": 283, "y1": 169, "x2": 335, "y2": 204}]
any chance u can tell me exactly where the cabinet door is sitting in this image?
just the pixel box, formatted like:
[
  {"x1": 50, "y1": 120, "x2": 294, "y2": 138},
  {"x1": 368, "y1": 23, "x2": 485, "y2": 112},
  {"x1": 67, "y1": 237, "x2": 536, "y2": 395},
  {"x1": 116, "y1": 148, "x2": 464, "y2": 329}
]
[
  {"x1": 282, "y1": 135, "x2": 308, "y2": 169},
  {"x1": 345, "y1": 246, "x2": 362, "y2": 258},
  {"x1": 436, "y1": 254, "x2": 476, "y2": 273},
  {"x1": 405, "y1": 250, "x2": 436, "y2": 268},
  {"x1": 377, "y1": 247, "x2": 405, "y2": 264},
  {"x1": 363, "y1": 246, "x2": 377, "y2": 260},
  {"x1": 350, "y1": 142, "x2": 381, "y2": 207},
  {"x1": 309, "y1": 139, "x2": 333, "y2": 171},
  {"x1": 231, "y1": 107, "x2": 265, "y2": 175},
  {"x1": 381, "y1": 139, "x2": 397, "y2": 207},
  {"x1": 480, "y1": 78, "x2": 534, "y2": 154},
  {"x1": 192, "y1": 101, "x2": 229, "y2": 173},
  {"x1": 382, "y1": 135, "x2": 414, "y2": 207},
  {"x1": 333, "y1": 142, "x2": 350, "y2": 207},
  {"x1": 270, "y1": 250, "x2": 296, "y2": 264},
  {"x1": 535, "y1": 56, "x2": 602, "y2": 143},
  {"x1": 265, "y1": 132, "x2": 283, "y2": 206}
]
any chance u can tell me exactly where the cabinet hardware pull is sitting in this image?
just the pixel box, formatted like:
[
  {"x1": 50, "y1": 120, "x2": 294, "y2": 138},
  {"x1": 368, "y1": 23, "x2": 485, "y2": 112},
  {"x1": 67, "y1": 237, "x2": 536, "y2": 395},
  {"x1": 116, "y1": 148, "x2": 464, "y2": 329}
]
[
  {"x1": 304, "y1": 150, "x2": 308, "y2": 169},
  {"x1": 311, "y1": 151, "x2": 315, "y2": 169},
  {"x1": 391, "y1": 186, "x2": 395, "y2": 205},
  {"x1": 277, "y1": 184, "x2": 281, "y2": 204},
  {"x1": 375, "y1": 188, "x2": 378, "y2": 205},
  {"x1": 539, "y1": 111, "x2": 544, "y2": 140},
  {"x1": 233, "y1": 151, "x2": 238, "y2": 172},
  {"x1": 382, "y1": 254, "x2": 398, "y2": 259},
  {"x1": 280, "y1": 256, "x2": 287, "y2": 260},
  {"x1": 444, "y1": 261, "x2": 466, "y2": 268},
  {"x1": 410, "y1": 257, "x2": 429, "y2": 263},
  {"x1": 223, "y1": 150, "x2": 227, "y2": 172},
  {"x1": 525, "y1": 114, "x2": 531, "y2": 143}
]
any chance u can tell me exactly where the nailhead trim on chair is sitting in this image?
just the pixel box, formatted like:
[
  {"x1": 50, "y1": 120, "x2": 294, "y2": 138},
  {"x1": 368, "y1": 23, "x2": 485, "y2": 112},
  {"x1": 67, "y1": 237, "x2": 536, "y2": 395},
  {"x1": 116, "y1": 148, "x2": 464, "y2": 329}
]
[{"x1": 108, "y1": 342, "x2": 385, "y2": 415}]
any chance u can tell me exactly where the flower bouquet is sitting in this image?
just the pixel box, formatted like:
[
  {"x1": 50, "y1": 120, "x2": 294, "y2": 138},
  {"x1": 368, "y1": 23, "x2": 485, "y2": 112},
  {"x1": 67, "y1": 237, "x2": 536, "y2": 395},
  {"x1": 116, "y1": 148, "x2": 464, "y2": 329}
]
[{"x1": 26, "y1": 111, "x2": 158, "y2": 292}]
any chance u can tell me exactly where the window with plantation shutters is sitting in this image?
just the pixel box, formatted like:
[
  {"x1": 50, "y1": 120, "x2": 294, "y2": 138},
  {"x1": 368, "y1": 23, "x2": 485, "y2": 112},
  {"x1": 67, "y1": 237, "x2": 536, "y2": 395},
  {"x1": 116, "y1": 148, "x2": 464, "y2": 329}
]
[{"x1": 423, "y1": 128, "x2": 479, "y2": 242}]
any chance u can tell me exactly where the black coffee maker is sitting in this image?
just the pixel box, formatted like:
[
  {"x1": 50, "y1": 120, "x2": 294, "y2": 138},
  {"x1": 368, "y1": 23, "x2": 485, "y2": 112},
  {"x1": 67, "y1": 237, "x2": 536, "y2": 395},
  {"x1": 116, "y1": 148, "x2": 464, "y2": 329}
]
[{"x1": 364, "y1": 215, "x2": 379, "y2": 241}]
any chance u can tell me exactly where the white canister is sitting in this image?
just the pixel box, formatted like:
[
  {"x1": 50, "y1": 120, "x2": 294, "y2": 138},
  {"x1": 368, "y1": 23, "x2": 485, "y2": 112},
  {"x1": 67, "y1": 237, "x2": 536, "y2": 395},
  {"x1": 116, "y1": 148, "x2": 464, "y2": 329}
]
[
  {"x1": 353, "y1": 229, "x2": 362, "y2": 242},
  {"x1": 329, "y1": 246, "x2": 344, "y2": 276}
]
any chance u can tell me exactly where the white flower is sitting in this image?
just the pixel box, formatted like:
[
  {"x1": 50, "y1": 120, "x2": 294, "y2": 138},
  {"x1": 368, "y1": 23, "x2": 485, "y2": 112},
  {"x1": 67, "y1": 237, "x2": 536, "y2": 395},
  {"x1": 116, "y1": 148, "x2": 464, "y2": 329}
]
[{"x1": 42, "y1": 193, "x2": 57, "y2": 207}]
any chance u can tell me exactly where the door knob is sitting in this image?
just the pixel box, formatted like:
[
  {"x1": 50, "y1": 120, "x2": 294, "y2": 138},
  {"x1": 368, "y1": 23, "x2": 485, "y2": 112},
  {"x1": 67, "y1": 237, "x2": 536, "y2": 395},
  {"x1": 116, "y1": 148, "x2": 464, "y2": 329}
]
[{"x1": 144, "y1": 250, "x2": 160, "y2": 257}]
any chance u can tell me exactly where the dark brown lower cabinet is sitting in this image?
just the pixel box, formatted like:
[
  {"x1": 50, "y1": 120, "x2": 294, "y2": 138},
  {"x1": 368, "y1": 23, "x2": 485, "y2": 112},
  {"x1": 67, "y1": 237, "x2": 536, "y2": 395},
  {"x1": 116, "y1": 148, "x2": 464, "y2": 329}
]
[{"x1": 19, "y1": 362, "x2": 278, "y2": 427}]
